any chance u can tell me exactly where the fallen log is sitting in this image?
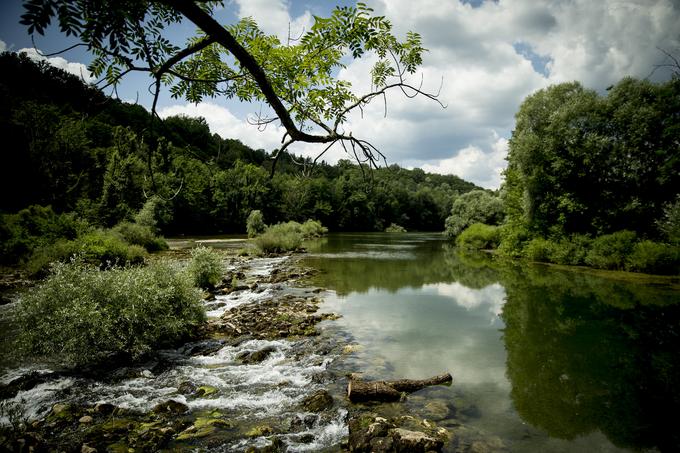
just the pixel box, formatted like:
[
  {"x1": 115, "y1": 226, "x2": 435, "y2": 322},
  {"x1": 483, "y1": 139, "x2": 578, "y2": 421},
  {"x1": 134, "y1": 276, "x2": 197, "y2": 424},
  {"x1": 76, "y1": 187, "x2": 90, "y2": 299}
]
[{"x1": 347, "y1": 373, "x2": 452, "y2": 403}]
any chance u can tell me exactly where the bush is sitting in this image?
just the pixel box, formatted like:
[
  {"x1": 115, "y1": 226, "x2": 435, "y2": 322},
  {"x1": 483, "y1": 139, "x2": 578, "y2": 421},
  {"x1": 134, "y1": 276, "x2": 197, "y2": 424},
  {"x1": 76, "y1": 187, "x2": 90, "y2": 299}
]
[
  {"x1": 585, "y1": 230, "x2": 637, "y2": 270},
  {"x1": 27, "y1": 229, "x2": 146, "y2": 277},
  {"x1": 524, "y1": 237, "x2": 553, "y2": 262},
  {"x1": 385, "y1": 223, "x2": 407, "y2": 233},
  {"x1": 497, "y1": 224, "x2": 530, "y2": 258},
  {"x1": 444, "y1": 190, "x2": 504, "y2": 239},
  {"x1": 113, "y1": 221, "x2": 168, "y2": 252},
  {"x1": 251, "y1": 220, "x2": 327, "y2": 254},
  {"x1": 16, "y1": 261, "x2": 205, "y2": 366},
  {"x1": 524, "y1": 235, "x2": 591, "y2": 265},
  {"x1": 188, "y1": 246, "x2": 223, "y2": 288},
  {"x1": 246, "y1": 210, "x2": 266, "y2": 238},
  {"x1": 657, "y1": 196, "x2": 680, "y2": 244},
  {"x1": 300, "y1": 219, "x2": 328, "y2": 238},
  {"x1": 626, "y1": 241, "x2": 680, "y2": 275},
  {"x1": 0, "y1": 205, "x2": 91, "y2": 264},
  {"x1": 456, "y1": 223, "x2": 501, "y2": 250},
  {"x1": 253, "y1": 222, "x2": 304, "y2": 254}
]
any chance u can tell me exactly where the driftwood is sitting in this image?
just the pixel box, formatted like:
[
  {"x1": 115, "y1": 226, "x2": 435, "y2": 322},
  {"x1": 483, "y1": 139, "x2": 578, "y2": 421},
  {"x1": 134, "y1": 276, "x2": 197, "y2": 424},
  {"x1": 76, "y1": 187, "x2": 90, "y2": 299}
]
[{"x1": 347, "y1": 373, "x2": 452, "y2": 403}]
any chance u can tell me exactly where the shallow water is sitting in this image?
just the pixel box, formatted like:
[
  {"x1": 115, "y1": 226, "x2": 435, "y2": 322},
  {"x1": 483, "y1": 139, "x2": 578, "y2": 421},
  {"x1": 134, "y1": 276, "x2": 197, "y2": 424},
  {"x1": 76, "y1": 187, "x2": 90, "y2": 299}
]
[
  {"x1": 0, "y1": 254, "x2": 348, "y2": 451},
  {"x1": 302, "y1": 233, "x2": 680, "y2": 452}
]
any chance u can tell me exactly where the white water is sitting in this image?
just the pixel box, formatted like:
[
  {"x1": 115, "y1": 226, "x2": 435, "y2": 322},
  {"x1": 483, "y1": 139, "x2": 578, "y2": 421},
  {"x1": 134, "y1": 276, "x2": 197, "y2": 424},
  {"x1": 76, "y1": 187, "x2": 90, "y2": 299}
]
[{"x1": 0, "y1": 254, "x2": 348, "y2": 450}]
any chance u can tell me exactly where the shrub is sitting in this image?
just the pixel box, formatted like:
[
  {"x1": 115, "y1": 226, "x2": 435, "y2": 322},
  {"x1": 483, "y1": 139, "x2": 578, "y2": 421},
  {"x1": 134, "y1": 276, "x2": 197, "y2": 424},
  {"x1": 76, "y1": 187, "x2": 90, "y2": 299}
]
[
  {"x1": 251, "y1": 220, "x2": 327, "y2": 254},
  {"x1": 456, "y1": 223, "x2": 501, "y2": 250},
  {"x1": 300, "y1": 219, "x2": 328, "y2": 238},
  {"x1": 188, "y1": 246, "x2": 223, "y2": 288},
  {"x1": 0, "y1": 205, "x2": 91, "y2": 264},
  {"x1": 524, "y1": 237, "x2": 553, "y2": 262},
  {"x1": 253, "y1": 222, "x2": 304, "y2": 254},
  {"x1": 385, "y1": 223, "x2": 407, "y2": 233},
  {"x1": 444, "y1": 190, "x2": 504, "y2": 239},
  {"x1": 497, "y1": 224, "x2": 530, "y2": 258},
  {"x1": 27, "y1": 229, "x2": 146, "y2": 277},
  {"x1": 16, "y1": 261, "x2": 205, "y2": 366},
  {"x1": 551, "y1": 235, "x2": 591, "y2": 266},
  {"x1": 626, "y1": 241, "x2": 680, "y2": 275},
  {"x1": 657, "y1": 196, "x2": 680, "y2": 244},
  {"x1": 585, "y1": 230, "x2": 637, "y2": 270},
  {"x1": 246, "y1": 210, "x2": 266, "y2": 238},
  {"x1": 113, "y1": 221, "x2": 169, "y2": 252}
]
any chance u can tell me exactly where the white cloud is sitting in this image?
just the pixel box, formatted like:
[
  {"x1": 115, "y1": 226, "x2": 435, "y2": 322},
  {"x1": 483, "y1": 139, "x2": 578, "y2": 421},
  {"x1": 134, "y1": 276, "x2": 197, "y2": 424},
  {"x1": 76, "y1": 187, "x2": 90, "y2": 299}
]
[
  {"x1": 154, "y1": 1, "x2": 680, "y2": 189},
  {"x1": 18, "y1": 47, "x2": 95, "y2": 83},
  {"x1": 0, "y1": 40, "x2": 6, "y2": 53},
  {"x1": 421, "y1": 134, "x2": 508, "y2": 189},
  {"x1": 233, "y1": 0, "x2": 312, "y2": 43}
]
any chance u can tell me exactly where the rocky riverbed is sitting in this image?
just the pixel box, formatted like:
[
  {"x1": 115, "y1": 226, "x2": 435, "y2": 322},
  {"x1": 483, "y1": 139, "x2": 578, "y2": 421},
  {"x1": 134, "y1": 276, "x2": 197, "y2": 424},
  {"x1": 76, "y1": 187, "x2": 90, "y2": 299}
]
[{"x1": 0, "y1": 252, "x2": 494, "y2": 452}]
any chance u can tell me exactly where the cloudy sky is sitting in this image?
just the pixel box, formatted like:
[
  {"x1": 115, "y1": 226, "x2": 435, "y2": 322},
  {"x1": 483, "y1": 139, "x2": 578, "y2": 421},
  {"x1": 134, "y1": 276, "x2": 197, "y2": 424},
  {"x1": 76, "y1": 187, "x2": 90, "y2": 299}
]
[{"x1": 1, "y1": 0, "x2": 679, "y2": 188}]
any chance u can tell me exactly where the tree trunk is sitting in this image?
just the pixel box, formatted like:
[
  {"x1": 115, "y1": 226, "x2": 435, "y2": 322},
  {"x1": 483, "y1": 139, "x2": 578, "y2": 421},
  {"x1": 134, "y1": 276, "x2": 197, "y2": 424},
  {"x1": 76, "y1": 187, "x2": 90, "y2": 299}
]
[{"x1": 347, "y1": 373, "x2": 452, "y2": 403}]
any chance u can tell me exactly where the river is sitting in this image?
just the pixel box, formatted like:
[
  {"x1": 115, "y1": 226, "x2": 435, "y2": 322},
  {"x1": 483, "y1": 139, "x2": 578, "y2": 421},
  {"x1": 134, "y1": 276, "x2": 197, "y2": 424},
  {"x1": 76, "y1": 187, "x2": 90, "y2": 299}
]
[
  {"x1": 1, "y1": 232, "x2": 679, "y2": 452},
  {"x1": 301, "y1": 232, "x2": 680, "y2": 452}
]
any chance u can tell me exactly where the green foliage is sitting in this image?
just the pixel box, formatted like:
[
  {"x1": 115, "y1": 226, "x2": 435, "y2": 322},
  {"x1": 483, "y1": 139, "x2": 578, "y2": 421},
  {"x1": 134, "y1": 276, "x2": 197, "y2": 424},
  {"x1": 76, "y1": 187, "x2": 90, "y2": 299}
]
[
  {"x1": 504, "y1": 78, "x2": 680, "y2": 240},
  {"x1": 246, "y1": 209, "x2": 266, "y2": 238},
  {"x1": 0, "y1": 53, "x2": 480, "y2": 239},
  {"x1": 626, "y1": 241, "x2": 680, "y2": 275},
  {"x1": 0, "y1": 205, "x2": 91, "y2": 264},
  {"x1": 585, "y1": 230, "x2": 638, "y2": 270},
  {"x1": 134, "y1": 195, "x2": 172, "y2": 231},
  {"x1": 253, "y1": 222, "x2": 305, "y2": 254},
  {"x1": 113, "y1": 221, "x2": 168, "y2": 252},
  {"x1": 455, "y1": 223, "x2": 501, "y2": 250},
  {"x1": 188, "y1": 246, "x2": 223, "y2": 288},
  {"x1": 445, "y1": 190, "x2": 504, "y2": 239},
  {"x1": 16, "y1": 260, "x2": 205, "y2": 366},
  {"x1": 300, "y1": 219, "x2": 328, "y2": 239},
  {"x1": 251, "y1": 219, "x2": 327, "y2": 254},
  {"x1": 523, "y1": 238, "x2": 553, "y2": 262},
  {"x1": 657, "y1": 197, "x2": 680, "y2": 244},
  {"x1": 385, "y1": 223, "x2": 407, "y2": 233},
  {"x1": 26, "y1": 229, "x2": 147, "y2": 277}
]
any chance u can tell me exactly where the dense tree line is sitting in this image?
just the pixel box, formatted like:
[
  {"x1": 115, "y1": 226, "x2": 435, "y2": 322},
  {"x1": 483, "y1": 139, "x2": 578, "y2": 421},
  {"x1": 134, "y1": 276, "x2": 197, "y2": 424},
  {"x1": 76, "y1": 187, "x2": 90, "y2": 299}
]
[
  {"x1": 445, "y1": 76, "x2": 680, "y2": 274},
  {"x1": 0, "y1": 52, "x2": 477, "y2": 245}
]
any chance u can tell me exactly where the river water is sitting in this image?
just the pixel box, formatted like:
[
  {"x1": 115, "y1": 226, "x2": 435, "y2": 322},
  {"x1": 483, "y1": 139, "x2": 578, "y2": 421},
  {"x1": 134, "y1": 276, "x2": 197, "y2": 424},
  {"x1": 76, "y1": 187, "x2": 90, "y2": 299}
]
[
  {"x1": 301, "y1": 232, "x2": 680, "y2": 452},
  {"x1": 2, "y1": 232, "x2": 680, "y2": 452}
]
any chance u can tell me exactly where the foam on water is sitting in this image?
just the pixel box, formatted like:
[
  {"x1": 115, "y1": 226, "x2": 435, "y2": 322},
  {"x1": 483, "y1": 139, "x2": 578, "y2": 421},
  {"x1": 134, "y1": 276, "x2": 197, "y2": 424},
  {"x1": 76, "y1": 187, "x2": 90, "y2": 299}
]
[{"x1": 204, "y1": 285, "x2": 277, "y2": 318}]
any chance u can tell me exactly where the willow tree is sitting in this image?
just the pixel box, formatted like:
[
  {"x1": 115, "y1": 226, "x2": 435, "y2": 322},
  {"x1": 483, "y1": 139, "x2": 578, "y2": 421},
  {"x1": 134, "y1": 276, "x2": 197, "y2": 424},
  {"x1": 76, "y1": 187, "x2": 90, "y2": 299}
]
[{"x1": 21, "y1": 0, "x2": 442, "y2": 174}]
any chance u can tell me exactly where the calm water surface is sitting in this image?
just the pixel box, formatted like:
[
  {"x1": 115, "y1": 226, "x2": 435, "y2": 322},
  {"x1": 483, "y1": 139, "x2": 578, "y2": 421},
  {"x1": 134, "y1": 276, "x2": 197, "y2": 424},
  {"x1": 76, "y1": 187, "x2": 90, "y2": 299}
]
[{"x1": 302, "y1": 233, "x2": 680, "y2": 452}]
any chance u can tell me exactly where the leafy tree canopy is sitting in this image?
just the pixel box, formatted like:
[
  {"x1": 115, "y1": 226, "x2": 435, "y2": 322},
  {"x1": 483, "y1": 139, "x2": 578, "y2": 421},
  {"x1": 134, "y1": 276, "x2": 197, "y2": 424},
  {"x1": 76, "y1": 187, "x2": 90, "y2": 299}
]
[{"x1": 20, "y1": 0, "x2": 441, "y2": 169}]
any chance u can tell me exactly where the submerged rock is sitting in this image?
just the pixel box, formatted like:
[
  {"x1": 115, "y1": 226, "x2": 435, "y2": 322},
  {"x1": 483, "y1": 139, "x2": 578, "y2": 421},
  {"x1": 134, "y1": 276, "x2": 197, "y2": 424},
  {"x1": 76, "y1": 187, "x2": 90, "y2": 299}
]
[
  {"x1": 237, "y1": 345, "x2": 278, "y2": 364},
  {"x1": 301, "y1": 390, "x2": 334, "y2": 412},
  {"x1": 152, "y1": 399, "x2": 189, "y2": 415}
]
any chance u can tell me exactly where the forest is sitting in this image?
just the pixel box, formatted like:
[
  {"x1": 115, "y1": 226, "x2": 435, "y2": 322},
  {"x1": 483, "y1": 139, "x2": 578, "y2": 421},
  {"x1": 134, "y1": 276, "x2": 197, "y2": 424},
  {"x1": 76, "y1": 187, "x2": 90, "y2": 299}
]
[{"x1": 0, "y1": 51, "x2": 479, "y2": 268}]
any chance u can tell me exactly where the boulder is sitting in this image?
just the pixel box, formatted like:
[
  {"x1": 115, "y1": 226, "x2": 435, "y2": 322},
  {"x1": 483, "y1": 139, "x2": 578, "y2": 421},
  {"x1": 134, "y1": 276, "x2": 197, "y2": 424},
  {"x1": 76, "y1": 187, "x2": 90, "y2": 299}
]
[{"x1": 301, "y1": 390, "x2": 333, "y2": 412}]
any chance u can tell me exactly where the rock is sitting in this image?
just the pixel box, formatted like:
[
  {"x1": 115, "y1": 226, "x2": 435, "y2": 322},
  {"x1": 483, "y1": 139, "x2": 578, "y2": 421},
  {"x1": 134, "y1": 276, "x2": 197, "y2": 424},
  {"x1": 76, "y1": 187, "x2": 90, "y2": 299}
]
[
  {"x1": 196, "y1": 385, "x2": 219, "y2": 397},
  {"x1": 0, "y1": 372, "x2": 53, "y2": 399},
  {"x1": 79, "y1": 415, "x2": 94, "y2": 424},
  {"x1": 246, "y1": 424, "x2": 274, "y2": 437},
  {"x1": 177, "y1": 381, "x2": 198, "y2": 395},
  {"x1": 423, "y1": 400, "x2": 450, "y2": 421},
  {"x1": 176, "y1": 417, "x2": 231, "y2": 440},
  {"x1": 301, "y1": 390, "x2": 333, "y2": 412},
  {"x1": 390, "y1": 428, "x2": 443, "y2": 452},
  {"x1": 237, "y1": 346, "x2": 277, "y2": 364},
  {"x1": 94, "y1": 402, "x2": 116, "y2": 415},
  {"x1": 81, "y1": 444, "x2": 97, "y2": 453},
  {"x1": 152, "y1": 399, "x2": 189, "y2": 415}
]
